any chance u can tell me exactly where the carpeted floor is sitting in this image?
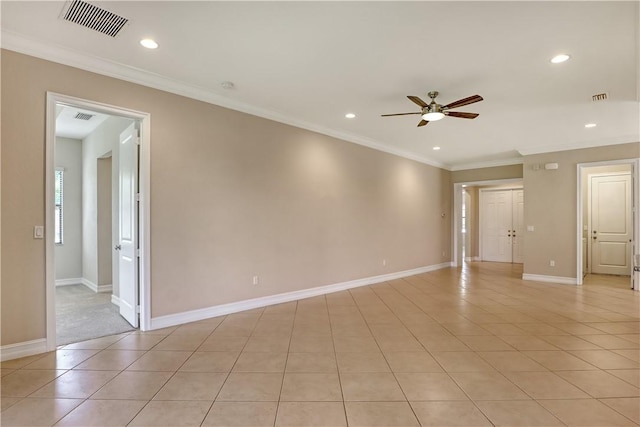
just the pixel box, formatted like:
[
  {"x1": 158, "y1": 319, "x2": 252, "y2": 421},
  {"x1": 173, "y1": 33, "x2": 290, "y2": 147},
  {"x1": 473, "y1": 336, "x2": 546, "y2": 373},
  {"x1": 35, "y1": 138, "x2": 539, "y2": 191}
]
[{"x1": 56, "y1": 284, "x2": 135, "y2": 345}]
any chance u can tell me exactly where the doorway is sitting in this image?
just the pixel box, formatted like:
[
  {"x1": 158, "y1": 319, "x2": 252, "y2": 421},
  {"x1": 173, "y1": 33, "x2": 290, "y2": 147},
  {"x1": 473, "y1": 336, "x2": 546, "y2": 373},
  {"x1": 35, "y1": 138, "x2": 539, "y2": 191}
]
[
  {"x1": 46, "y1": 93, "x2": 151, "y2": 352},
  {"x1": 479, "y1": 188, "x2": 524, "y2": 263},
  {"x1": 577, "y1": 160, "x2": 639, "y2": 290}
]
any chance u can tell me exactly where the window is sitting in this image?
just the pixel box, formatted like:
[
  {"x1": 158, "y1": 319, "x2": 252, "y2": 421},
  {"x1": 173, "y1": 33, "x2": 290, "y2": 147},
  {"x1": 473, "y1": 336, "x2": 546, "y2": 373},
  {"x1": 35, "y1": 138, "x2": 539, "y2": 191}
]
[{"x1": 55, "y1": 169, "x2": 64, "y2": 244}]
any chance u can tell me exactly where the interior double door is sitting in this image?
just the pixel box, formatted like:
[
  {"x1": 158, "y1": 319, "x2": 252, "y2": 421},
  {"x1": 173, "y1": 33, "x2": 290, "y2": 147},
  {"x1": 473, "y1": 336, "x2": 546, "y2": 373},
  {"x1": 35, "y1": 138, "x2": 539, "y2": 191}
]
[{"x1": 481, "y1": 189, "x2": 524, "y2": 263}]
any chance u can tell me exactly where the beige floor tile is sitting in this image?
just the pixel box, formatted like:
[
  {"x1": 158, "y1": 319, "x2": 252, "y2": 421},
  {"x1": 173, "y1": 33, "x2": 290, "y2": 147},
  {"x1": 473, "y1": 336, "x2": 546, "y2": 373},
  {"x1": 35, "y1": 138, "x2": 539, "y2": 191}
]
[
  {"x1": 607, "y1": 369, "x2": 640, "y2": 387},
  {"x1": 202, "y1": 401, "x2": 277, "y2": 426},
  {"x1": 125, "y1": 350, "x2": 192, "y2": 371},
  {"x1": 280, "y1": 373, "x2": 342, "y2": 401},
  {"x1": 172, "y1": 321, "x2": 220, "y2": 335},
  {"x1": 410, "y1": 323, "x2": 453, "y2": 337},
  {"x1": 153, "y1": 372, "x2": 226, "y2": 400},
  {"x1": 1, "y1": 354, "x2": 47, "y2": 369},
  {"x1": 411, "y1": 401, "x2": 491, "y2": 426},
  {"x1": 152, "y1": 333, "x2": 208, "y2": 351},
  {"x1": 570, "y1": 349, "x2": 640, "y2": 369},
  {"x1": 458, "y1": 335, "x2": 515, "y2": 351},
  {"x1": 90, "y1": 371, "x2": 172, "y2": 400},
  {"x1": 214, "y1": 322, "x2": 257, "y2": 337},
  {"x1": 614, "y1": 349, "x2": 640, "y2": 362},
  {"x1": 1, "y1": 369, "x2": 16, "y2": 378},
  {"x1": 243, "y1": 335, "x2": 291, "y2": 352},
  {"x1": 74, "y1": 350, "x2": 146, "y2": 370},
  {"x1": 63, "y1": 334, "x2": 128, "y2": 350},
  {"x1": 286, "y1": 352, "x2": 337, "y2": 373},
  {"x1": 477, "y1": 351, "x2": 547, "y2": 372},
  {"x1": 1, "y1": 369, "x2": 66, "y2": 397},
  {"x1": 179, "y1": 351, "x2": 239, "y2": 372},
  {"x1": 336, "y1": 352, "x2": 390, "y2": 372},
  {"x1": 502, "y1": 371, "x2": 589, "y2": 399},
  {"x1": 131, "y1": 326, "x2": 178, "y2": 336},
  {"x1": 600, "y1": 397, "x2": 640, "y2": 424},
  {"x1": 449, "y1": 372, "x2": 529, "y2": 400},
  {"x1": 539, "y1": 398, "x2": 637, "y2": 426},
  {"x1": 289, "y1": 335, "x2": 334, "y2": 352},
  {"x1": 442, "y1": 323, "x2": 492, "y2": 336},
  {"x1": 129, "y1": 400, "x2": 212, "y2": 426},
  {"x1": 30, "y1": 369, "x2": 119, "y2": 399},
  {"x1": 587, "y1": 322, "x2": 639, "y2": 334},
  {"x1": 233, "y1": 351, "x2": 287, "y2": 372},
  {"x1": 581, "y1": 334, "x2": 640, "y2": 349},
  {"x1": 499, "y1": 335, "x2": 559, "y2": 351},
  {"x1": 345, "y1": 401, "x2": 419, "y2": 426},
  {"x1": 540, "y1": 335, "x2": 603, "y2": 350},
  {"x1": 556, "y1": 370, "x2": 640, "y2": 398},
  {"x1": 0, "y1": 397, "x2": 22, "y2": 412},
  {"x1": 417, "y1": 335, "x2": 470, "y2": 351},
  {"x1": 554, "y1": 322, "x2": 607, "y2": 335},
  {"x1": 330, "y1": 324, "x2": 373, "y2": 337},
  {"x1": 340, "y1": 372, "x2": 405, "y2": 401},
  {"x1": 23, "y1": 349, "x2": 99, "y2": 370},
  {"x1": 480, "y1": 323, "x2": 529, "y2": 336},
  {"x1": 275, "y1": 401, "x2": 346, "y2": 426},
  {"x1": 0, "y1": 397, "x2": 82, "y2": 426},
  {"x1": 106, "y1": 334, "x2": 165, "y2": 350},
  {"x1": 383, "y1": 351, "x2": 443, "y2": 373},
  {"x1": 55, "y1": 399, "x2": 147, "y2": 426},
  {"x1": 432, "y1": 352, "x2": 496, "y2": 372},
  {"x1": 516, "y1": 323, "x2": 569, "y2": 335},
  {"x1": 474, "y1": 400, "x2": 564, "y2": 426},
  {"x1": 332, "y1": 335, "x2": 380, "y2": 353},
  {"x1": 395, "y1": 372, "x2": 468, "y2": 401},
  {"x1": 523, "y1": 350, "x2": 599, "y2": 370},
  {"x1": 292, "y1": 322, "x2": 333, "y2": 337},
  {"x1": 198, "y1": 335, "x2": 249, "y2": 352},
  {"x1": 217, "y1": 372, "x2": 283, "y2": 401},
  {"x1": 374, "y1": 335, "x2": 424, "y2": 352}
]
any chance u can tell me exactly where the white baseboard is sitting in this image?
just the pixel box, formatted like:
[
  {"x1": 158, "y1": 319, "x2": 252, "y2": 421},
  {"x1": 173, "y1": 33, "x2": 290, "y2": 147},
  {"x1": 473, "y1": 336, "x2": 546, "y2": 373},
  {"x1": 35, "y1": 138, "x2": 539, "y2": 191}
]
[
  {"x1": 81, "y1": 278, "x2": 112, "y2": 293},
  {"x1": 111, "y1": 294, "x2": 121, "y2": 307},
  {"x1": 522, "y1": 273, "x2": 577, "y2": 285},
  {"x1": 55, "y1": 278, "x2": 83, "y2": 286},
  {"x1": 150, "y1": 262, "x2": 453, "y2": 330},
  {"x1": 0, "y1": 339, "x2": 47, "y2": 362}
]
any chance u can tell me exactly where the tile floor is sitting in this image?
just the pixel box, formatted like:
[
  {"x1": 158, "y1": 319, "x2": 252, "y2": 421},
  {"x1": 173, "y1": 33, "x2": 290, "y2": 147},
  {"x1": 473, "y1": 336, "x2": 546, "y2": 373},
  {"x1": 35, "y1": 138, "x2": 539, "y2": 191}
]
[{"x1": 2, "y1": 263, "x2": 639, "y2": 426}]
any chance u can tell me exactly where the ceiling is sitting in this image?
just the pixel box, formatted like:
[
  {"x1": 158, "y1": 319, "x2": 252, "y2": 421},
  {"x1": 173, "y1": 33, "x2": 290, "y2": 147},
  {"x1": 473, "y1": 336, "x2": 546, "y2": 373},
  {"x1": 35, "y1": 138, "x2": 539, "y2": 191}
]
[
  {"x1": 56, "y1": 105, "x2": 110, "y2": 139},
  {"x1": 2, "y1": 1, "x2": 638, "y2": 170}
]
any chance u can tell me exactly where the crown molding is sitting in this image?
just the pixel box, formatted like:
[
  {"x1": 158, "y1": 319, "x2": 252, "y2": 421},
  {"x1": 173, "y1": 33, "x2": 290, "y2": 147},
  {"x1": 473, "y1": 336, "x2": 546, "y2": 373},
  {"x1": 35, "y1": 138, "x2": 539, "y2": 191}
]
[
  {"x1": 449, "y1": 157, "x2": 524, "y2": 171},
  {"x1": 1, "y1": 30, "x2": 447, "y2": 170},
  {"x1": 517, "y1": 135, "x2": 639, "y2": 156}
]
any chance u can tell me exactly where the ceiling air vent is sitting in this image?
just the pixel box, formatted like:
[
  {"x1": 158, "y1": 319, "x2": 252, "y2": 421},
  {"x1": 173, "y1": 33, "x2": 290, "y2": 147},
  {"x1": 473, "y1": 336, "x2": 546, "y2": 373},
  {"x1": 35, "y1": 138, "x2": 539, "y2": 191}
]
[
  {"x1": 592, "y1": 92, "x2": 608, "y2": 102},
  {"x1": 74, "y1": 112, "x2": 94, "y2": 121},
  {"x1": 61, "y1": 0, "x2": 129, "y2": 38}
]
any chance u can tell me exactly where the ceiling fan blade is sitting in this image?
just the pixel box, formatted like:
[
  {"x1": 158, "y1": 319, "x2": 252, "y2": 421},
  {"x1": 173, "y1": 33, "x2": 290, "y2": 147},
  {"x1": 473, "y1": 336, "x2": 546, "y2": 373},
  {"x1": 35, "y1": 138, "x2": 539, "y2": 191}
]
[
  {"x1": 446, "y1": 111, "x2": 479, "y2": 119},
  {"x1": 443, "y1": 95, "x2": 483, "y2": 110},
  {"x1": 381, "y1": 112, "x2": 421, "y2": 117},
  {"x1": 407, "y1": 96, "x2": 428, "y2": 108},
  {"x1": 417, "y1": 120, "x2": 429, "y2": 127}
]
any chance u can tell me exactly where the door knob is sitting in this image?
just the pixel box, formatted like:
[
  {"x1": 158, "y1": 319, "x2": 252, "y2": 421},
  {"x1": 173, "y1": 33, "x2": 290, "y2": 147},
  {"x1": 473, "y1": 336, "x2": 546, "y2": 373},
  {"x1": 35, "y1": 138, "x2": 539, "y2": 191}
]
[{"x1": 115, "y1": 245, "x2": 122, "y2": 250}]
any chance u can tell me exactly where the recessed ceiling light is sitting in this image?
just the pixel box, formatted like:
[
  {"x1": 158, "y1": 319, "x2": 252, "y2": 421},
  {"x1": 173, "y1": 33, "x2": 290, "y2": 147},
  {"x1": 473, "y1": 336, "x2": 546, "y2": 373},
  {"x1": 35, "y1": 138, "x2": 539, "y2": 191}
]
[
  {"x1": 345, "y1": 113, "x2": 356, "y2": 119},
  {"x1": 433, "y1": 146, "x2": 441, "y2": 151},
  {"x1": 140, "y1": 38, "x2": 158, "y2": 49},
  {"x1": 550, "y1": 54, "x2": 570, "y2": 64},
  {"x1": 585, "y1": 123, "x2": 597, "y2": 128}
]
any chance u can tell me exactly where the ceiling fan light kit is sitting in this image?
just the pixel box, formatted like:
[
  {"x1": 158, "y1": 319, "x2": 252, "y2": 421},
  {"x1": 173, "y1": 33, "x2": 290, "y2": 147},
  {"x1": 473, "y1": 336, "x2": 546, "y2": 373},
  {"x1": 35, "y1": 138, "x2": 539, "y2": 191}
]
[{"x1": 382, "y1": 90, "x2": 483, "y2": 127}]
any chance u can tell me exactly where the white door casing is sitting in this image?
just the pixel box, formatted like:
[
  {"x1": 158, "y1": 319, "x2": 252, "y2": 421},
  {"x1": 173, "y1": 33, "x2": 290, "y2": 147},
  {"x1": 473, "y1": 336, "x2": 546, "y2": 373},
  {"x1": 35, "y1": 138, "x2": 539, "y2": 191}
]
[
  {"x1": 480, "y1": 189, "x2": 524, "y2": 263},
  {"x1": 589, "y1": 173, "x2": 632, "y2": 276},
  {"x1": 118, "y1": 123, "x2": 139, "y2": 327}
]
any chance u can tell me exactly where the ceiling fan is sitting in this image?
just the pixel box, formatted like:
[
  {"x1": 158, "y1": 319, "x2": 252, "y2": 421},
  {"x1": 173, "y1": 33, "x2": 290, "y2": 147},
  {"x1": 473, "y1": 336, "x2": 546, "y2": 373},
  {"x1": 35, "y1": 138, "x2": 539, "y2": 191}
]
[{"x1": 382, "y1": 91, "x2": 483, "y2": 127}]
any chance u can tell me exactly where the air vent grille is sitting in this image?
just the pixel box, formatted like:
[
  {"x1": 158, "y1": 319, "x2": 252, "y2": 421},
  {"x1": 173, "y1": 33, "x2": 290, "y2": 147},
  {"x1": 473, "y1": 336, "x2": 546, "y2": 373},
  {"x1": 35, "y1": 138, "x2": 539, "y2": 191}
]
[
  {"x1": 62, "y1": 0, "x2": 129, "y2": 38},
  {"x1": 592, "y1": 92, "x2": 608, "y2": 102},
  {"x1": 74, "y1": 112, "x2": 94, "y2": 121}
]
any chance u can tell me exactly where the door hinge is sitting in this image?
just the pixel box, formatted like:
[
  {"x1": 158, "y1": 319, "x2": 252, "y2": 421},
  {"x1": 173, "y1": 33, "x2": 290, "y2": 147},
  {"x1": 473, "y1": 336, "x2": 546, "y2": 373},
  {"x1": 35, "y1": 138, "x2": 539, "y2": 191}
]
[
  {"x1": 136, "y1": 305, "x2": 141, "y2": 314},
  {"x1": 136, "y1": 249, "x2": 141, "y2": 257},
  {"x1": 136, "y1": 193, "x2": 141, "y2": 202}
]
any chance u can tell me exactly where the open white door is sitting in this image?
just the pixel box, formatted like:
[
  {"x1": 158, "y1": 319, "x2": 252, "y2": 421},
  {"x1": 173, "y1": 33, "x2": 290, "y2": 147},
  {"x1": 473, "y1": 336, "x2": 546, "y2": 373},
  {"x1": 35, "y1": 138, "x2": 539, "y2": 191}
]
[{"x1": 118, "y1": 123, "x2": 139, "y2": 327}]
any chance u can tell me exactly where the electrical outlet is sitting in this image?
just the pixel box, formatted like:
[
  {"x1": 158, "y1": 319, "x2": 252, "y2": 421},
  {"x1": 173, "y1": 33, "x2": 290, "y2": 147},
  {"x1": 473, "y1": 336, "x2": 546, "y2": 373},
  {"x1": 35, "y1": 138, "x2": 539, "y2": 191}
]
[
  {"x1": 549, "y1": 260, "x2": 555, "y2": 267},
  {"x1": 382, "y1": 259, "x2": 387, "y2": 266},
  {"x1": 252, "y1": 276, "x2": 259, "y2": 285}
]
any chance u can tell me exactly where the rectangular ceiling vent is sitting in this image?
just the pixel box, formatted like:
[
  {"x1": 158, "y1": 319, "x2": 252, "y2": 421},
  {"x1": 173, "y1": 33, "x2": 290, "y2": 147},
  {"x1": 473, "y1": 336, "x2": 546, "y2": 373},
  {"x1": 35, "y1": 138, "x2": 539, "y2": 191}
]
[
  {"x1": 61, "y1": 0, "x2": 129, "y2": 38},
  {"x1": 74, "y1": 112, "x2": 94, "y2": 121},
  {"x1": 592, "y1": 92, "x2": 608, "y2": 102}
]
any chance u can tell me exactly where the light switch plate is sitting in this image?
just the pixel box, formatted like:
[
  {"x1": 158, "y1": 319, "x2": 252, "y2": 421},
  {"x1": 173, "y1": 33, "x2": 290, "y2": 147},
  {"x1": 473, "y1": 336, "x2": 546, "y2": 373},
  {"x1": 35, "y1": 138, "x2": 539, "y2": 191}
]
[{"x1": 34, "y1": 225, "x2": 44, "y2": 239}]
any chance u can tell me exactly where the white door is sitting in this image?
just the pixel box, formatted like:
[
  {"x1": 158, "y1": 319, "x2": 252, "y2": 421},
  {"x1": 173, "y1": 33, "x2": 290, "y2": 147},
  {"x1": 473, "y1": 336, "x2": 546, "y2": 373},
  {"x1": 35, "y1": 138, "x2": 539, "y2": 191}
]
[
  {"x1": 118, "y1": 123, "x2": 139, "y2": 327},
  {"x1": 481, "y1": 190, "x2": 513, "y2": 262},
  {"x1": 481, "y1": 189, "x2": 524, "y2": 263},
  {"x1": 590, "y1": 174, "x2": 632, "y2": 275},
  {"x1": 512, "y1": 190, "x2": 524, "y2": 263}
]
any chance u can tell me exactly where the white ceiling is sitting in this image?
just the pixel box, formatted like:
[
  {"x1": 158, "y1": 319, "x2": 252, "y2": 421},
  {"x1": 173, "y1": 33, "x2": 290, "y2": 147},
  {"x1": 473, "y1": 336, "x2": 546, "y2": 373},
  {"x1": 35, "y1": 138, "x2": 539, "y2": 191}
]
[
  {"x1": 56, "y1": 105, "x2": 110, "y2": 139},
  {"x1": 2, "y1": 1, "x2": 639, "y2": 169}
]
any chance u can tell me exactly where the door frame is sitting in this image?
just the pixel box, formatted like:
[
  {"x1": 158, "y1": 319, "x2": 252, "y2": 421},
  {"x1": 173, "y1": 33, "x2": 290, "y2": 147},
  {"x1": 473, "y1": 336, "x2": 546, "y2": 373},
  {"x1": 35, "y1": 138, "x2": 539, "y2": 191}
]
[
  {"x1": 45, "y1": 92, "x2": 152, "y2": 352},
  {"x1": 576, "y1": 158, "x2": 639, "y2": 288},
  {"x1": 452, "y1": 178, "x2": 523, "y2": 267}
]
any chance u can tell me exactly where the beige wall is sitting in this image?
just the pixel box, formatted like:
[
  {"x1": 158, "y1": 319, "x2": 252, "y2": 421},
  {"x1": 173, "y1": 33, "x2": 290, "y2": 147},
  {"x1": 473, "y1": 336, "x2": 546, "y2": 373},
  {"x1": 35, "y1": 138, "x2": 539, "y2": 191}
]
[
  {"x1": 1, "y1": 50, "x2": 452, "y2": 346},
  {"x1": 523, "y1": 143, "x2": 640, "y2": 279},
  {"x1": 97, "y1": 157, "x2": 113, "y2": 287},
  {"x1": 451, "y1": 164, "x2": 523, "y2": 183}
]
